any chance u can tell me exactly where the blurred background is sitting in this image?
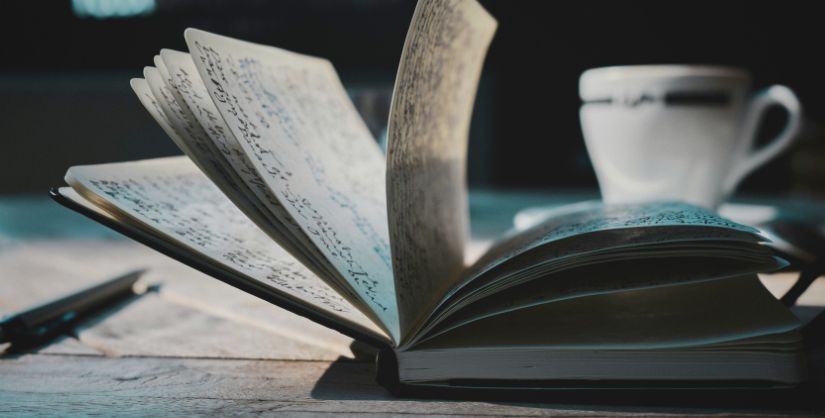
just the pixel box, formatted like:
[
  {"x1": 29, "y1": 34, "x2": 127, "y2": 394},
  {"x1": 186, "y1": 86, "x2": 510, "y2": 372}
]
[{"x1": 1, "y1": 0, "x2": 823, "y2": 197}]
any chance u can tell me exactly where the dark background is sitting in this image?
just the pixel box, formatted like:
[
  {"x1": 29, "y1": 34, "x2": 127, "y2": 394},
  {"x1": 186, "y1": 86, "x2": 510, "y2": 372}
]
[{"x1": 1, "y1": 0, "x2": 823, "y2": 197}]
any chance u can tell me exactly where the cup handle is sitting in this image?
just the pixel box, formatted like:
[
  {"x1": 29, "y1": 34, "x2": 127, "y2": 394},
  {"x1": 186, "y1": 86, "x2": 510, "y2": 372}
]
[{"x1": 722, "y1": 85, "x2": 802, "y2": 196}]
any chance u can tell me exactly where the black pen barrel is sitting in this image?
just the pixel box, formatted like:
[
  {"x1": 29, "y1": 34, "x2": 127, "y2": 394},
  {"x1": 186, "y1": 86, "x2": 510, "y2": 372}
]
[{"x1": 0, "y1": 269, "x2": 145, "y2": 343}]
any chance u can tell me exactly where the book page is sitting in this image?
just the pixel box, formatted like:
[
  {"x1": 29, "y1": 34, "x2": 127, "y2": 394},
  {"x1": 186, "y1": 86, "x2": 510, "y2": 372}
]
[
  {"x1": 386, "y1": 0, "x2": 497, "y2": 339},
  {"x1": 129, "y1": 78, "x2": 179, "y2": 142},
  {"x1": 143, "y1": 64, "x2": 315, "y2": 268},
  {"x1": 416, "y1": 248, "x2": 784, "y2": 345},
  {"x1": 184, "y1": 29, "x2": 399, "y2": 341},
  {"x1": 143, "y1": 66, "x2": 313, "y2": 268},
  {"x1": 414, "y1": 202, "x2": 772, "y2": 335},
  {"x1": 413, "y1": 275, "x2": 799, "y2": 350},
  {"x1": 64, "y1": 157, "x2": 386, "y2": 344},
  {"x1": 399, "y1": 200, "x2": 780, "y2": 343},
  {"x1": 157, "y1": 49, "x2": 345, "y2": 295},
  {"x1": 467, "y1": 201, "x2": 764, "y2": 284},
  {"x1": 144, "y1": 65, "x2": 323, "y2": 275},
  {"x1": 137, "y1": 68, "x2": 379, "y2": 332},
  {"x1": 143, "y1": 67, "x2": 210, "y2": 164}
]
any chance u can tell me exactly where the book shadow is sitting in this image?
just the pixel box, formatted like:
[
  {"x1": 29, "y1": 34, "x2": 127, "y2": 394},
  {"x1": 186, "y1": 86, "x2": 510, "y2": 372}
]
[
  {"x1": 309, "y1": 357, "x2": 395, "y2": 401},
  {"x1": 310, "y1": 345, "x2": 825, "y2": 414}
]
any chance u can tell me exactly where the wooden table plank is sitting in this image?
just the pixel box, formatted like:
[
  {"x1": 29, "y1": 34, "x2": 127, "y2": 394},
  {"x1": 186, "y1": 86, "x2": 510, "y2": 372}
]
[
  {"x1": 0, "y1": 240, "x2": 355, "y2": 361},
  {"x1": 76, "y1": 293, "x2": 350, "y2": 361},
  {"x1": 3, "y1": 354, "x2": 811, "y2": 417}
]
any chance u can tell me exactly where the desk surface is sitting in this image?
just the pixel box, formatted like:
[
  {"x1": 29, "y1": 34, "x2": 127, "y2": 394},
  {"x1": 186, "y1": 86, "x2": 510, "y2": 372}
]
[{"x1": 2, "y1": 190, "x2": 824, "y2": 417}]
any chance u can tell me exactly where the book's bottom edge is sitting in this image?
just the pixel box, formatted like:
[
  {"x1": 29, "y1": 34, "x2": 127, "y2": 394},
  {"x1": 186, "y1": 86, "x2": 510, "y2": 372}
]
[{"x1": 375, "y1": 349, "x2": 821, "y2": 407}]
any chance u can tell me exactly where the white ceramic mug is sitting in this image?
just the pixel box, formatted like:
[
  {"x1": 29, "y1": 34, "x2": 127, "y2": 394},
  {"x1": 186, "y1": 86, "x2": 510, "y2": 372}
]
[{"x1": 579, "y1": 65, "x2": 802, "y2": 209}]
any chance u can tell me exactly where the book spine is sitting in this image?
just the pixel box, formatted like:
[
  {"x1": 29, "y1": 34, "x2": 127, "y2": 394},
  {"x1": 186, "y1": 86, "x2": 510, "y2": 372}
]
[{"x1": 374, "y1": 348, "x2": 403, "y2": 396}]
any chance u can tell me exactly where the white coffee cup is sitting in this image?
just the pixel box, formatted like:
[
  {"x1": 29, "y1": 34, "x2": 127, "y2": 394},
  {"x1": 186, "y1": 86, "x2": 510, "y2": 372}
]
[{"x1": 579, "y1": 65, "x2": 802, "y2": 209}]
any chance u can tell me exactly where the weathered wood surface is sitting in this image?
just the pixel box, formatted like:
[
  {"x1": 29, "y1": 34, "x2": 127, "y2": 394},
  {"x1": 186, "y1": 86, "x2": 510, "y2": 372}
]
[
  {"x1": 6, "y1": 354, "x2": 822, "y2": 417},
  {"x1": 2, "y1": 244, "x2": 823, "y2": 417},
  {"x1": 0, "y1": 240, "x2": 355, "y2": 361},
  {"x1": 2, "y1": 195, "x2": 825, "y2": 416}
]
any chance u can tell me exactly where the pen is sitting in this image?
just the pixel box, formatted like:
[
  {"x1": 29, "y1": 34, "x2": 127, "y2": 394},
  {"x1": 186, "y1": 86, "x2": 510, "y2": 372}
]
[{"x1": 0, "y1": 269, "x2": 146, "y2": 346}]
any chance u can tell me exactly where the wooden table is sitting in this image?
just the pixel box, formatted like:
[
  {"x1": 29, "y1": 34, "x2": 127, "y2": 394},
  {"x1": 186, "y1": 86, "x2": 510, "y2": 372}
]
[{"x1": 2, "y1": 191, "x2": 824, "y2": 416}]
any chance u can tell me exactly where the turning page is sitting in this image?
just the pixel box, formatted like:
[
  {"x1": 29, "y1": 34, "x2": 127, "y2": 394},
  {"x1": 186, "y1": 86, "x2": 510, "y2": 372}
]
[
  {"x1": 130, "y1": 78, "x2": 179, "y2": 142},
  {"x1": 404, "y1": 201, "x2": 783, "y2": 346},
  {"x1": 465, "y1": 201, "x2": 767, "y2": 285},
  {"x1": 64, "y1": 157, "x2": 386, "y2": 343},
  {"x1": 386, "y1": 0, "x2": 497, "y2": 340},
  {"x1": 141, "y1": 67, "x2": 323, "y2": 277},
  {"x1": 156, "y1": 49, "x2": 344, "y2": 297},
  {"x1": 183, "y1": 29, "x2": 400, "y2": 342}
]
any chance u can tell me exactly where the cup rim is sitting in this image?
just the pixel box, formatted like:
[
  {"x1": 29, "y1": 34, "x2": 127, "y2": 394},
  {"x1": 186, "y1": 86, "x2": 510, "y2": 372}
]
[{"x1": 581, "y1": 65, "x2": 750, "y2": 82}]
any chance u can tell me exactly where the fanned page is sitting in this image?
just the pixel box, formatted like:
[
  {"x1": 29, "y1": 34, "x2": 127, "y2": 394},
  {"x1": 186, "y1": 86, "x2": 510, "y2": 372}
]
[
  {"x1": 63, "y1": 157, "x2": 386, "y2": 344},
  {"x1": 466, "y1": 202, "x2": 765, "y2": 279},
  {"x1": 403, "y1": 201, "x2": 783, "y2": 346},
  {"x1": 130, "y1": 78, "x2": 179, "y2": 142},
  {"x1": 467, "y1": 201, "x2": 767, "y2": 282},
  {"x1": 135, "y1": 64, "x2": 353, "y2": 321},
  {"x1": 183, "y1": 29, "x2": 400, "y2": 342},
  {"x1": 140, "y1": 67, "x2": 347, "y2": 296},
  {"x1": 155, "y1": 49, "x2": 345, "y2": 301},
  {"x1": 386, "y1": 0, "x2": 497, "y2": 341}
]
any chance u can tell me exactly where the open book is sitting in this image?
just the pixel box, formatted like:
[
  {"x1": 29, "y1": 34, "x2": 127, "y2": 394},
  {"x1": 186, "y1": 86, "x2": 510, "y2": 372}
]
[{"x1": 54, "y1": 0, "x2": 805, "y2": 392}]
